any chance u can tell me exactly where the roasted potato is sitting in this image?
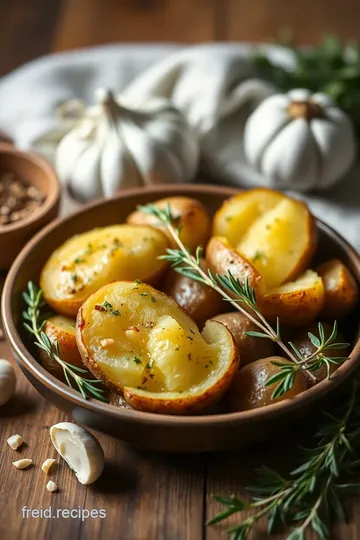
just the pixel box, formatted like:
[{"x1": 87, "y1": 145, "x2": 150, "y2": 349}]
[
  {"x1": 162, "y1": 259, "x2": 226, "y2": 327},
  {"x1": 225, "y1": 356, "x2": 307, "y2": 412},
  {"x1": 213, "y1": 188, "x2": 317, "y2": 288},
  {"x1": 206, "y1": 236, "x2": 265, "y2": 298},
  {"x1": 39, "y1": 315, "x2": 84, "y2": 381},
  {"x1": 40, "y1": 225, "x2": 169, "y2": 317},
  {"x1": 76, "y1": 281, "x2": 239, "y2": 415},
  {"x1": 291, "y1": 322, "x2": 349, "y2": 381},
  {"x1": 316, "y1": 258, "x2": 359, "y2": 320},
  {"x1": 259, "y1": 270, "x2": 325, "y2": 326},
  {"x1": 127, "y1": 196, "x2": 211, "y2": 253},
  {"x1": 211, "y1": 312, "x2": 275, "y2": 366}
]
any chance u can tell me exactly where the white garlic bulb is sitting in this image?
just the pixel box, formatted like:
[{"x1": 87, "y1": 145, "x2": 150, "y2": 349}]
[
  {"x1": 55, "y1": 89, "x2": 199, "y2": 202},
  {"x1": 0, "y1": 359, "x2": 16, "y2": 407}
]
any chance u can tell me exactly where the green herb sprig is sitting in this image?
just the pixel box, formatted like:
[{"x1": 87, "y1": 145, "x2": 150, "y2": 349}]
[
  {"x1": 138, "y1": 203, "x2": 348, "y2": 396},
  {"x1": 208, "y1": 377, "x2": 360, "y2": 540},
  {"x1": 22, "y1": 282, "x2": 107, "y2": 402}
]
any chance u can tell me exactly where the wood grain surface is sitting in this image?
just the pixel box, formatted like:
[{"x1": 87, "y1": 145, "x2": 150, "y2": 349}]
[{"x1": 1, "y1": 1, "x2": 360, "y2": 539}]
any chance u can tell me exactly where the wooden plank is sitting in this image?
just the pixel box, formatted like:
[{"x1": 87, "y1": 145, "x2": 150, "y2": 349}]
[
  {"x1": 0, "y1": 0, "x2": 62, "y2": 76},
  {"x1": 0, "y1": 279, "x2": 204, "y2": 540},
  {"x1": 53, "y1": 0, "x2": 217, "y2": 52},
  {"x1": 222, "y1": 0, "x2": 360, "y2": 44}
]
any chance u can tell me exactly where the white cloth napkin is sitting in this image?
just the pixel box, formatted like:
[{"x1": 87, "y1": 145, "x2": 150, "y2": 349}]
[{"x1": 0, "y1": 43, "x2": 359, "y2": 250}]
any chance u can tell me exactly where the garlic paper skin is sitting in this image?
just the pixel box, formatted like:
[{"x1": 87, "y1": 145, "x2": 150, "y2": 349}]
[
  {"x1": 244, "y1": 89, "x2": 356, "y2": 192},
  {"x1": 55, "y1": 89, "x2": 199, "y2": 202}
]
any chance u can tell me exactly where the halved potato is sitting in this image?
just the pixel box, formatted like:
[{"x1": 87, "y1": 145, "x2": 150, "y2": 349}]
[
  {"x1": 40, "y1": 225, "x2": 169, "y2": 317},
  {"x1": 206, "y1": 236, "x2": 265, "y2": 299},
  {"x1": 76, "y1": 281, "x2": 239, "y2": 414},
  {"x1": 126, "y1": 196, "x2": 211, "y2": 253},
  {"x1": 211, "y1": 312, "x2": 275, "y2": 366},
  {"x1": 39, "y1": 315, "x2": 84, "y2": 381},
  {"x1": 213, "y1": 188, "x2": 316, "y2": 288},
  {"x1": 213, "y1": 188, "x2": 284, "y2": 245},
  {"x1": 259, "y1": 270, "x2": 325, "y2": 326},
  {"x1": 162, "y1": 259, "x2": 226, "y2": 328},
  {"x1": 224, "y1": 356, "x2": 307, "y2": 412},
  {"x1": 316, "y1": 259, "x2": 359, "y2": 320}
]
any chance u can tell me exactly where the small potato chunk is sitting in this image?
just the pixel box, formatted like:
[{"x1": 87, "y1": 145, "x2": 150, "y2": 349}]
[
  {"x1": 76, "y1": 281, "x2": 238, "y2": 415},
  {"x1": 259, "y1": 270, "x2": 325, "y2": 327},
  {"x1": 225, "y1": 357, "x2": 307, "y2": 412},
  {"x1": 213, "y1": 188, "x2": 317, "y2": 289},
  {"x1": 291, "y1": 322, "x2": 349, "y2": 381},
  {"x1": 39, "y1": 315, "x2": 84, "y2": 381},
  {"x1": 316, "y1": 259, "x2": 359, "y2": 320},
  {"x1": 127, "y1": 196, "x2": 211, "y2": 253},
  {"x1": 211, "y1": 312, "x2": 275, "y2": 366},
  {"x1": 206, "y1": 237, "x2": 265, "y2": 298},
  {"x1": 40, "y1": 225, "x2": 169, "y2": 316},
  {"x1": 162, "y1": 259, "x2": 225, "y2": 327}
]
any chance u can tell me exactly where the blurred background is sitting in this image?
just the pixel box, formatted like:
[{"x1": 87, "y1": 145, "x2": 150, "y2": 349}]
[{"x1": 1, "y1": 0, "x2": 359, "y2": 77}]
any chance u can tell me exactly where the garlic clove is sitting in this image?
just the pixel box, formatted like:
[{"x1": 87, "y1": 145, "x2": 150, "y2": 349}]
[
  {"x1": 0, "y1": 359, "x2": 16, "y2": 407},
  {"x1": 46, "y1": 480, "x2": 58, "y2": 492},
  {"x1": 50, "y1": 422, "x2": 104, "y2": 485},
  {"x1": 42, "y1": 458, "x2": 56, "y2": 474},
  {"x1": 13, "y1": 458, "x2": 32, "y2": 470},
  {"x1": 7, "y1": 434, "x2": 24, "y2": 450}
]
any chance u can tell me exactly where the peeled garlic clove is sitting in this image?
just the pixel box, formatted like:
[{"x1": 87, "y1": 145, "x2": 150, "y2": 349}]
[
  {"x1": 42, "y1": 458, "x2": 56, "y2": 474},
  {"x1": 50, "y1": 422, "x2": 104, "y2": 485},
  {"x1": 7, "y1": 434, "x2": 24, "y2": 450},
  {"x1": 0, "y1": 359, "x2": 16, "y2": 407},
  {"x1": 13, "y1": 458, "x2": 32, "y2": 470},
  {"x1": 46, "y1": 480, "x2": 58, "y2": 492}
]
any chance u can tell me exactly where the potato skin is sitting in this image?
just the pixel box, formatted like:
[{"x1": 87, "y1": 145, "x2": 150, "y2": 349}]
[
  {"x1": 40, "y1": 224, "x2": 169, "y2": 317},
  {"x1": 39, "y1": 315, "x2": 84, "y2": 381},
  {"x1": 206, "y1": 236, "x2": 265, "y2": 298},
  {"x1": 316, "y1": 259, "x2": 359, "y2": 320},
  {"x1": 211, "y1": 312, "x2": 275, "y2": 366},
  {"x1": 258, "y1": 270, "x2": 325, "y2": 327},
  {"x1": 127, "y1": 196, "x2": 211, "y2": 253},
  {"x1": 162, "y1": 259, "x2": 226, "y2": 327},
  {"x1": 291, "y1": 322, "x2": 349, "y2": 381},
  {"x1": 224, "y1": 356, "x2": 307, "y2": 412}
]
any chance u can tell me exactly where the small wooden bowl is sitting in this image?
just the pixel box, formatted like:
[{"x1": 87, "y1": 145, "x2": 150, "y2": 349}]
[
  {"x1": 0, "y1": 144, "x2": 60, "y2": 269},
  {"x1": 2, "y1": 185, "x2": 360, "y2": 453}
]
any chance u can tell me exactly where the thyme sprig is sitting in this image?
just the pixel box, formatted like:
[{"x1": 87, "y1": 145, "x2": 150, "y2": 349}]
[
  {"x1": 208, "y1": 377, "x2": 360, "y2": 540},
  {"x1": 138, "y1": 203, "x2": 348, "y2": 396},
  {"x1": 22, "y1": 281, "x2": 107, "y2": 402}
]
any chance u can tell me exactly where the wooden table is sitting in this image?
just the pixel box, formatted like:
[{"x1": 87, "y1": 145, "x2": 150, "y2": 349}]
[{"x1": 1, "y1": 1, "x2": 360, "y2": 538}]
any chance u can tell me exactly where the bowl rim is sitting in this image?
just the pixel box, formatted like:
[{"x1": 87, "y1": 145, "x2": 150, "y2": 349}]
[
  {"x1": 0, "y1": 143, "x2": 60, "y2": 233},
  {"x1": 2, "y1": 183, "x2": 360, "y2": 428}
]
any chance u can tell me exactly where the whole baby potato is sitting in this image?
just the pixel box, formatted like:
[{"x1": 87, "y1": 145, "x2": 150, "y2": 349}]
[
  {"x1": 127, "y1": 196, "x2": 211, "y2": 253},
  {"x1": 316, "y1": 258, "x2": 359, "y2": 320},
  {"x1": 211, "y1": 312, "x2": 275, "y2": 366},
  {"x1": 291, "y1": 322, "x2": 349, "y2": 381},
  {"x1": 39, "y1": 315, "x2": 85, "y2": 381},
  {"x1": 162, "y1": 259, "x2": 226, "y2": 327},
  {"x1": 225, "y1": 356, "x2": 307, "y2": 412}
]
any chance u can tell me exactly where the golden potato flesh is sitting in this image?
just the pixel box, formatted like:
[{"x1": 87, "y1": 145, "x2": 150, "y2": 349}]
[
  {"x1": 162, "y1": 259, "x2": 226, "y2": 328},
  {"x1": 291, "y1": 322, "x2": 349, "y2": 381},
  {"x1": 316, "y1": 258, "x2": 359, "y2": 320},
  {"x1": 211, "y1": 312, "x2": 275, "y2": 366},
  {"x1": 76, "y1": 281, "x2": 239, "y2": 414},
  {"x1": 259, "y1": 270, "x2": 325, "y2": 327},
  {"x1": 39, "y1": 315, "x2": 84, "y2": 381},
  {"x1": 40, "y1": 225, "x2": 169, "y2": 317},
  {"x1": 126, "y1": 196, "x2": 211, "y2": 253},
  {"x1": 213, "y1": 188, "x2": 316, "y2": 289},
  {"x1": 225, "y1": 357, "x2": 307, "y2": 412}
]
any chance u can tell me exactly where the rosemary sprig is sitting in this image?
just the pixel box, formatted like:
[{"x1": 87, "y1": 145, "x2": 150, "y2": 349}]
[
  {"x1": 138, "y1": 203, "x2": 348, "y2": 396},
  {"x1": 22, "y1": 281, "x2": 107, "y2": 402},
  {"x1": 208, "y1": 377, "x2": 360, "y2": 540}
]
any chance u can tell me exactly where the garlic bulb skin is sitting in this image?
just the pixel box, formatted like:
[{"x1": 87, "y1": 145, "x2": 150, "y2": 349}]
[
  {"x1": 0, "y1": 359, "x2": 16, "y2": 407},
  {"x1": 244, "y1": 89, "x2": 356, "y2": 192},
  {"x1": 56, "y1": 89, "x2": 199, "y2": 202}
]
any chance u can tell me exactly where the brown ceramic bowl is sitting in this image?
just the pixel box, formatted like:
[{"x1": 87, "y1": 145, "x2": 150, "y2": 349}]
[
  {"x1": 0, "y1": 143, "x2": 60, "y2": 269},
  {"x1": 2, "y1": 185, "x2": 360, "y2": 453}
]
